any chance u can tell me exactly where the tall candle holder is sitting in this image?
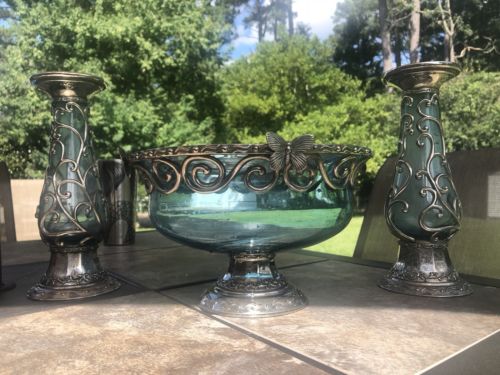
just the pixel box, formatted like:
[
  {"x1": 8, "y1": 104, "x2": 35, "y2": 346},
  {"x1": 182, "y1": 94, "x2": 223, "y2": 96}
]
[
  {"x1": 379, "y1": 62, "x2": 472, "y2": 297},
  {"x1": 27, "y1": 72, "x2": 120, "y2": 301}
]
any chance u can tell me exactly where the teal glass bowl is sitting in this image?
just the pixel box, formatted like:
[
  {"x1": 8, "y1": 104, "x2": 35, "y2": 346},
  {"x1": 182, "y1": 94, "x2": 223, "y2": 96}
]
[{"x1": 129, "y1": 134, "x2": 371, "y2": 317}]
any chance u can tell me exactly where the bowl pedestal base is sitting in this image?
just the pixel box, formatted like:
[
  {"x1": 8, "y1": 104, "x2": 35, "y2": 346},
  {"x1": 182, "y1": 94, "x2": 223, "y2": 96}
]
[{"x1": 199, "y1": 252, "x2": 307, "y2": 317}]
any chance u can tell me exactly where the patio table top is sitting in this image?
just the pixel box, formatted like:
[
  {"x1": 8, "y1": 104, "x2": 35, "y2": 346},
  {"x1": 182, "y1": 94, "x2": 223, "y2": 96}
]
[{"x1": 0, "y1": 231, "x2": 499, "y2": 375}]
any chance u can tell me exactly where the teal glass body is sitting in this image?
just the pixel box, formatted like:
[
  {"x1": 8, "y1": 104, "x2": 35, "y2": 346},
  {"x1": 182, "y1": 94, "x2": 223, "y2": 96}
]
[
  {"x1": 140, "y1": 154, "x2": 355, "y2": 254},
  {"x1": 386, "y1": 89, "x2": 461, "y2": 242},
  {"x1": 37, "y1": 97, "x2": 106, "y2": 246}
]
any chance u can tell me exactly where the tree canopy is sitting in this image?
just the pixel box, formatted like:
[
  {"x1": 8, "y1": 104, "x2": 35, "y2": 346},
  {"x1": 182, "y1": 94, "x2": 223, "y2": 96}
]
[
  {"x1": 0, "y1": 0, "x2": 232, "y2": 176},
  {"x1": 0, "y1": 0, "x2": 499, "y2": 187},
  {"x1": 219, "y1": 35, "x2": 361, "y2": 142}
]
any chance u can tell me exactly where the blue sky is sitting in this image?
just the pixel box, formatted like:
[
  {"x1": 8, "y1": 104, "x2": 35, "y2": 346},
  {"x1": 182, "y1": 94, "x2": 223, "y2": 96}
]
[{"x1": 230, "y1": 0, "x2": 339, "y2": 60}]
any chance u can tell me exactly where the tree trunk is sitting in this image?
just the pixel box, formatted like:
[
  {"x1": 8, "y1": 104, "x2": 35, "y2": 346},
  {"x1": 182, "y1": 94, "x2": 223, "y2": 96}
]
[
  {"x1": 438, "y1": 0, "x2": 456, "y2": 62},
  {"x1": 257, "y1": 0, "x2": 265, "y2": 42},
  {"x1": 409, "y1": 0, "x2": 420, "y2": 63},
  {"x1": 395, "y1": 33, "x2": 402, "y2": 67},
  {"x1": 379, "y1": 0, "x2": 393, "y2": 72},
  {"x1": 287, "y1": 0, "x2": 294, "y2": 36},
  {"x1": 444, "y1": 33, "x2": 451, "y2": 61}
]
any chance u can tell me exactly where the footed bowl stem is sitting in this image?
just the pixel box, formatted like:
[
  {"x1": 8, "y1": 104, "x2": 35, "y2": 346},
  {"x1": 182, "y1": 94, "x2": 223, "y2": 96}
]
[{"x1": 200, "y1": 252, "x2": 307, "y2": 317}]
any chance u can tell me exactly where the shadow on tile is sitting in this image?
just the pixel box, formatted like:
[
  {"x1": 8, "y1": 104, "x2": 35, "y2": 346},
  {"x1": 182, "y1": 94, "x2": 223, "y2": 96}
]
[
  {"x1": 164, "y1": 260, "x2": 500, "y2": 316},
  {"x1": 1, "y1": 230, "x2": 177, "y2": 266},
  {"x1": 0, "y1": 262, "x2": 149, "y2": 319},
  {"x1": 162, "y1": 261, "x2": 500, "y2": 375},
  {"x1": 100, "y1": 247, "x2": 327, "y2": 291}
]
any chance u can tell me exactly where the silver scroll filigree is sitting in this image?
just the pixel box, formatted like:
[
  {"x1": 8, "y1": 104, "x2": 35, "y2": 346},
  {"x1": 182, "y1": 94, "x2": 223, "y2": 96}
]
[
  {"x1": 385, "y1": 93, "x2": 462, "y2": 243},
  {"x1": 37, "y1": 98, "x2": 104, "y2": 247},
  {"x1": 129, "y1": 132, "x2": 371, "y2": 195}
]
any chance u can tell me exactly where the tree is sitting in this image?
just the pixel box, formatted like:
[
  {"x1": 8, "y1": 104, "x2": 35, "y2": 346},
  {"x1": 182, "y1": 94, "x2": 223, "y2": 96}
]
[
  {"x1": 448, "y1": 0, "x2": 500, "y2": 70},
  {"x1": 441, "y1": 72, "x2": 500, "y2": 151},
  {"x1": 281, "y1": 92, "x2": 400, "y2": 178},
  {"x1": 379, "y1": 0, "x2": 394, "y2": 73},
  {"x1": 219, "y1": 35, "x2": 361, "y2": 142},
  {"x1": 331, "y1": 0, "x2": 383, "y2": 92},
  {"x1": 409, "y1": 0, "x2": 420, "y2": 63},
  {"x1": 244, "y1": 0, "x2": 268, "y2": 42},
  {"x1": 437, "y1": 0, "x2": 456, "y2": 61},
  {"x1": 0, "y1": 0, "x2": 233, "y2": 177},
  {"x1": 243, "y1": 0, "x2": 295, "y2": 42}
]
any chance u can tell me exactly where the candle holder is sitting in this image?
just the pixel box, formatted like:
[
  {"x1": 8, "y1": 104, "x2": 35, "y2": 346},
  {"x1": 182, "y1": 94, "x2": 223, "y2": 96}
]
[
  {"x1": 379, "y1": 62, "x2": 472, "y2": 297},
  {"x1": 27, "y1": 72, "x2": 120, "y2": 301}
]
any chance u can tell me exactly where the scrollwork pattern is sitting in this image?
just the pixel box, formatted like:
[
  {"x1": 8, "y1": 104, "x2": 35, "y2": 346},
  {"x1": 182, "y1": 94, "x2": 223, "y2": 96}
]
[
  {"x1": 385, "y1": 92, "x2": 461, "y2": 242},
  {"x1": 129, "y1": 137, "x2": 371, "y2": 195},
  {"x1": 38, "y1": 99, "x2": 104, "y2": 246}
]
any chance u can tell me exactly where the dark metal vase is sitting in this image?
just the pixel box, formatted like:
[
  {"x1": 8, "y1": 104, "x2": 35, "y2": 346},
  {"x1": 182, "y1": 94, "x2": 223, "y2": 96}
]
[
  {"x1": 27, "y1": 72, "x2": 120, "y2": 301},
  {"x1": 380, "y1": 62, "x2": 472, "y2": 297}
]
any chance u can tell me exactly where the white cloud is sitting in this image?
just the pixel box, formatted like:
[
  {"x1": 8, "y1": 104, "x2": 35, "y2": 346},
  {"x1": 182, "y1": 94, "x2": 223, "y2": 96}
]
[
  {"x1": 293, "y1": 0, "x2": 338, "y2": 39},
  {"x1": 230, "y1": 1, "x2": 339, "y2": 59}
]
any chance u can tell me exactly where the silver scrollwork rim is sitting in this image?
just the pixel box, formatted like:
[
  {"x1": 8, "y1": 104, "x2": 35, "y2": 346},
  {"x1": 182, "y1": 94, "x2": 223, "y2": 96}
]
[{"x1": 128, "y1": 137, "x2": 372, "y2": 195}]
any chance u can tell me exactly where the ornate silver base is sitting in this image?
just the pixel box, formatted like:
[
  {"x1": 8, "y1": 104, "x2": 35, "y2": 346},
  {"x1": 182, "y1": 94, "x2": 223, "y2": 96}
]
[
  {"x1": 27, "y1": 245, "x2": 121, "y2": 301},
  {"x1": 379, "y1": 241, "x2": 472, "y2": 297},
  {"x1": 199, "y1": 253, "x2": 307, "y2": 317}
]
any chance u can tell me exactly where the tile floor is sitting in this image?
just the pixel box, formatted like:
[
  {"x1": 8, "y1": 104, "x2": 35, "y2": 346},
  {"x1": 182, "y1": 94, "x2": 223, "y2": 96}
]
[{"x1": 0, "y1": 231, "x2": 499, "y2": 374}]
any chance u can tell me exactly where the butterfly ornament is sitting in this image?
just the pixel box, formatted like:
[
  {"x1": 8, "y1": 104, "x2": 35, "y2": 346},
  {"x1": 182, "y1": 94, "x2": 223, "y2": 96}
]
[{"x1": 266, "y1": 132, "x2": 315, "y2": 173}]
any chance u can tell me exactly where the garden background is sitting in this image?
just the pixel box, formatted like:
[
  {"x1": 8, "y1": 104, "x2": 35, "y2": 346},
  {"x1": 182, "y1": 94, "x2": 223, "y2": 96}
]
[{"x1": 0, "y1": 0, "x2": 499, "y2": 253}]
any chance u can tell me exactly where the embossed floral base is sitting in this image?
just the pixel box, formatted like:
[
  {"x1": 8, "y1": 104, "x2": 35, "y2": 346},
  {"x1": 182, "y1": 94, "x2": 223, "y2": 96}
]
[
  {"x1": 200, "y1": 284, "x2": 307, "y2": 317},
  {"x1": 27, "y1": 275, "x2": 121, "y2": 301},
  {"x1": 27, "y1": 247, "x2": 121, "y2": 301},
  {"x1": 378, "y1": 277, "x2": 472, "y2": 297},
  {"x1": 199, "y1": 252, "x2": 307, "y2": 317},
  {"x1": 378, "y1": 240, "x2": 472, "y2": 297}
]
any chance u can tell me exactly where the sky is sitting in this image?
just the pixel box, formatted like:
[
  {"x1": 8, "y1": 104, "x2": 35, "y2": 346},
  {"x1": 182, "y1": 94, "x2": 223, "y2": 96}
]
[{"x1": 230, "y1": 0, "x2": 339, "y2": 60}]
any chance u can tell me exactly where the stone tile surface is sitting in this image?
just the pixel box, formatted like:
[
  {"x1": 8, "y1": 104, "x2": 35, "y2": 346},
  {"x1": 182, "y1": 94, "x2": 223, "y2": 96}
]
[
  {"x1": 0, "y1": 262, "x2": 142, "y2": 319},
  {"x1": 1, "y1": 230, "x2": 178, "y2": 266},
  {"x1": 101, "y1": 246, "x2": 326, "y2": 290},
  {"x1": 164, "y1": 260, "x2": 500, "y2": 375},
  {"x1": 0, "y1": 292, "x2": 327, "y2": 375}
]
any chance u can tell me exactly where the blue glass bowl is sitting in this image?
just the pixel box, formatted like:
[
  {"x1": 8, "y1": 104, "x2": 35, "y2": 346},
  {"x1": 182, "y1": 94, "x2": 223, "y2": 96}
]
[{"x1": 129, "y1": 133, "x2": 371, "y2": 317}]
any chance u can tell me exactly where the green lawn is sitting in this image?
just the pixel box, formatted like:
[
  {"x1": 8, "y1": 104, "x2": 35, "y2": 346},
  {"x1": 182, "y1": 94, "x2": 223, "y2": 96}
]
[
  {"x1": 138, "y1": 211, "x2": 364, "y2": 258},
  {"x1": 306, "y1": 216, "x2": 364, "y2": 257},
  {"x1": 157, "y1": 208, "x2": 341, "y2": 229}
]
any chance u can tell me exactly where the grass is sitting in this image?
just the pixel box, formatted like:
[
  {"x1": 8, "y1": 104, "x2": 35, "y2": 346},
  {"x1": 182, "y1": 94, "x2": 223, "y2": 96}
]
[
  {"x1": 157, "y1": 208, "x2": 341, "y2": 229},
  {"x1": 138, "y1": 210, "x2": 364, "y2": 258},
  {"x1": 306, "y1": 216, "x2": 364, "y2": 257}
]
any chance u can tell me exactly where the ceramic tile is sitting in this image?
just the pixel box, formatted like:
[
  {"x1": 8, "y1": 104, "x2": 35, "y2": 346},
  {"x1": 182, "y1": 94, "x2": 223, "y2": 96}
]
[
  {"x1": 101, "y1": 246, "x2": 326, "y2": 290},
  {"x1": 164, "y1": 260, "x2": 500, "y2": 375},
  {"x1": 0, "y1": 262, "x2": 143, "y2": 320},
  {"x1": 0, "y1": 291, "x2": 328, "y2": 375},
  {"x1": 421, "y1": 330, "x2": 500, "y2": 375},
  {"x1": 1, "y1": 230, "x2": 179, "y2": 266}
]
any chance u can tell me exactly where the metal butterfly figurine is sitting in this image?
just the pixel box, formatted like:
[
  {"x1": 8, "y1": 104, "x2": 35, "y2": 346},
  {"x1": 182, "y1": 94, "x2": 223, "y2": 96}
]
[{"x1": 266, "y1": 132, "x2": 315, "y2": 173}]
